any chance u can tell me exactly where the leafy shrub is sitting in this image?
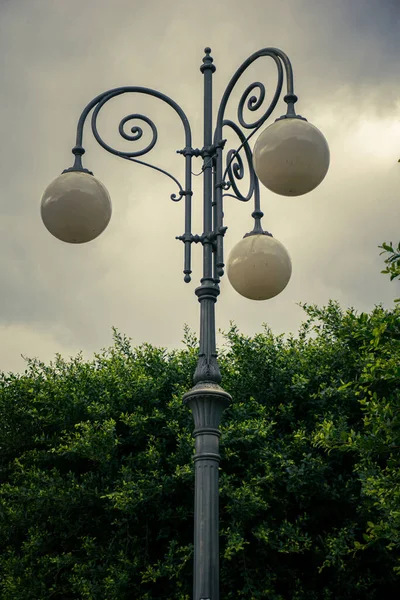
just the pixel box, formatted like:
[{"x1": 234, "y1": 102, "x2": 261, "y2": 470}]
[{"x1": 0, "y1": 301, "x2": 399, "y2": 599}]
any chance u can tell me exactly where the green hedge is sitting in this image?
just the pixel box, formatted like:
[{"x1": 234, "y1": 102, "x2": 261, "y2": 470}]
[{"x1": 0, "y1": 301, "x2": 399, "y2": 599}]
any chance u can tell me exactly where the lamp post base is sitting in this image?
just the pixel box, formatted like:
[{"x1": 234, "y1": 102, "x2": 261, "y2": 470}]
[{"x1": 183, "y1": 382, "x2": 231, "y2": 600}]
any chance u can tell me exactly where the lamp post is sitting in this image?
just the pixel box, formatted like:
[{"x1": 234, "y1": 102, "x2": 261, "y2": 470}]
[{"x1": 41, "y1": 47, "x2": 329, "y2": 600}]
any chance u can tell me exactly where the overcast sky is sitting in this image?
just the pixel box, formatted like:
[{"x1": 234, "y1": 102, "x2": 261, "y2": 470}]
[{"x1": 0, "y1": 0, "x2": 399, "y2": 373}]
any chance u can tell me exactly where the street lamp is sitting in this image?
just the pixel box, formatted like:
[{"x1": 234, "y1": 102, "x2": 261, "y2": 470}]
[{"x1": 41, "y1": 47, "x2": 329, "y2": 600}]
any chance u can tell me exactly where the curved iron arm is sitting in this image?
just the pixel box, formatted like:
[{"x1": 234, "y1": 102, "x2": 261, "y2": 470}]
[
  {"x1": 75, "y1": 86, "x2": 192, "y2": 148},
  {"x1": 222, "y1": 121, "x2": 270, "y2": 238},
  {"x1": 68, "y1": 86, "x2": 192, "y2": 193},
  {"x1": 215, "y1": 46, "x2": 297, "y2": 140},
  {"x1": 51, "y1": 48, "x2": 306, "y2": 600},
  {"x1": 212, "y1": 48, "x2": 300, "y2": 279},
  {"x1": 64, "y1": 86, "x2": 195, "y2": 282}
]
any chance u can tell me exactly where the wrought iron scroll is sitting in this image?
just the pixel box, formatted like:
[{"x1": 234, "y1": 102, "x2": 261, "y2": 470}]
[
  {"x1": 66, "y1": 86, "x2": 195, "y2": 282},
  {"x1": 212, "y1": 48, "x2": 298, "y2": 279}
]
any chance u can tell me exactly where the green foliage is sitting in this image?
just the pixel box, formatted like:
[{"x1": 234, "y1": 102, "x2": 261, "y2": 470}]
[
  {"x1": 379, "y1": 241, "x2": 400, "y2": 301},
  {"x1": 0, "y1": 307, "x2": 399, "y2": 599}
]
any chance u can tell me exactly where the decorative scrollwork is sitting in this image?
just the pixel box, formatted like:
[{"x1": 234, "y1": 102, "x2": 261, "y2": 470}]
[
  {"x1": 71, "y1": 86, "x2": 193, "y2": 203},
  {"x1": 213, "y1": 46, "x2": 299, "y2": 193},
  {"x1": 89, "y1": 92, "x2": 187, "y2": 198},
  {"x1": 68, "y1": 85, "x2": 195, "y2": 282},
  {"x1": 118, "y1": 113, "x2": 158, "y2": 153},
  {"x1": 237, "y1": 81, "x2": 267, "y2": 129},
  {"x1": 222, "y1": 119, "x2": 259, "y2": 204},
  {"x1": 92, "y1": 100, "x2": 159, "y2": 159},
  {"x1": 214, "y1": 48, "x2": 291, "y2": 143},
  {"x1": 213, "y1": 48, "x2": 297, "y2": 207}
]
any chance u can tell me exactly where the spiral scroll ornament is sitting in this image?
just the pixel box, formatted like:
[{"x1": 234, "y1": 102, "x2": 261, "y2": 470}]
[
  {"x1": 237, "y1": 81, "x2": 268, "y2": 129},
  {"x1": 222, "y1": 119, "x2": 260, "y2": 204},
  {"x1": 215, "y1": 49, "x2": 296, "y2": 203},
  {"x1": 92, "y1": 99, "x2": 159, "y2": 159},
  {"x1": 117, "y1": 113, "x2": 158, "y2": 154},
  {"x1": 215, "y1": 49, "x2": 287, "y2": 140},
  {"x1": 89, "y1": 94, "x2": 187, "y2": 201}
]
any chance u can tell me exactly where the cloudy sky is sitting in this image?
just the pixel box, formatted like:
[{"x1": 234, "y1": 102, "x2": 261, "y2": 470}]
[{"x1": 0, "y1": 0, "x2": 399, "y2": 373}]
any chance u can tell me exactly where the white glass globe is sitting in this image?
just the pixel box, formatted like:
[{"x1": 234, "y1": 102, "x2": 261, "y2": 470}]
[
  {"x1": 227, "y1": 234, "x2": 292, "y2": 300},
  {"x1": 41, "y1": 171, "x2": 112, "y2": 243},
  {"x1": 253, "y1": 118, "x2": 330, "y2": 196}
]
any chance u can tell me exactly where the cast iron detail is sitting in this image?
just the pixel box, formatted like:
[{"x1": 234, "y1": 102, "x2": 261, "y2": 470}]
[
  {"x1": 177, "y1": 140, "x2": 226, "y2": 160},
  {"x1": 200, "y1": 47, "x2": 216, "y2": 74},
  {"x1": 222, "y1": 119, "x2": 260, "y2": 203},
  {"x1": 62, "y1": 145, "x2": 93, "y2": 175},
  {"x1": 61, "y1": 47, "x2": 300, "y2": 600},
  {"x1": 63, "y1": 85, "x2": 197, "y2": 282},
  {"x1": 183, "y1": 382, "x2": 231, "y2": 600},
  {"x1": 210, "y1": 47, "x2": 299, "y2": 283}
]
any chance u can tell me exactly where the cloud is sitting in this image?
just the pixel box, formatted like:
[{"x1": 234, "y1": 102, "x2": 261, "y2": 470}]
[{"x1": 0, "y1": 0, "x2": 398, "y2": 372}]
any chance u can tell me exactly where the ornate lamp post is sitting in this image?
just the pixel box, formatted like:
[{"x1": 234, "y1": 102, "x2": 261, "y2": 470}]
[{"x1": 41, "y1": 47, "x2": 329, "y2": 600}]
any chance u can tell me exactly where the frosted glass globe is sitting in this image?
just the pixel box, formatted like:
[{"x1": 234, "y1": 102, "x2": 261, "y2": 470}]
[
  {"x1": 253, "y1": 118, "x2": 330, "y2": 196},
  {"x1": 41, "y1": 171, "x2": 112, "y2": 243},
  {"x1": 227, "y1": 234, "x2": 292, "y2": 300}
]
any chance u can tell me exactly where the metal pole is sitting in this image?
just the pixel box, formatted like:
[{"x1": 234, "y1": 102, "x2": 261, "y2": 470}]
[
  {"x1": 183, "y1": 48, "x2": 231, "y2": 600},
  {"x1": 61, "y1": 46, "x2": 299, "y2": 600}
]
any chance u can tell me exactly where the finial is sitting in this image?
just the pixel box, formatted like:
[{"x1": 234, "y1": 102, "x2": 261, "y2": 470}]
[{"x1": 200, "y1": 47, "x2": 216, "y2": 73}]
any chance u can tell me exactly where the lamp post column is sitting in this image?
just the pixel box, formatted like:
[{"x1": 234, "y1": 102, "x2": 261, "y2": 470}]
[
  {"x1": 40, "y1": 43, "x2": 330, "y2": 600},
  {"x1": 183, "y1": 48, "x2": 231, "y2": 600}
]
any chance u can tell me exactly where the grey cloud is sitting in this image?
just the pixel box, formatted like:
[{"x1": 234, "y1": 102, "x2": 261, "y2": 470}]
[{"x1": 0, "y1": 0, "x2": 398, "y2": 372}]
